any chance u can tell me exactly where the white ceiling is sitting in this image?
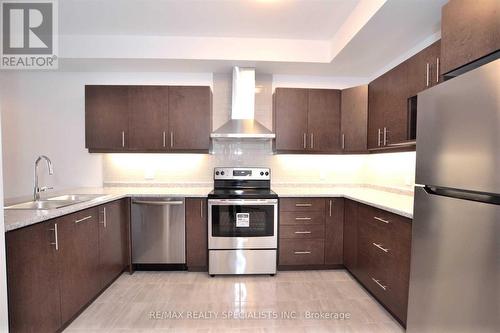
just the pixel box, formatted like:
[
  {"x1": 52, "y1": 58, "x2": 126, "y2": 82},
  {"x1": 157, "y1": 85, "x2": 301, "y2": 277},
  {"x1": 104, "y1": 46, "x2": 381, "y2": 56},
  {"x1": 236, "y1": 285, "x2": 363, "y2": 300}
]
[{"x1": 60, "y1": 0, "x2": 360, "y2": 40}]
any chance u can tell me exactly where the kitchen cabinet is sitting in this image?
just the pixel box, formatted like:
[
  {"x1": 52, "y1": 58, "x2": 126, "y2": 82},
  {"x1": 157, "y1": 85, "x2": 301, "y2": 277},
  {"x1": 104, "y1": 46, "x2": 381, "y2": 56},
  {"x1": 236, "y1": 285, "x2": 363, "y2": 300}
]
[
  {"x1": 441, "y1": 0, "x2": 500, "y2": 76},
  {"x1": 98, "y1": 199, "x2": 129, "y2": 288},
  {"x1": 168, "y1": 86, "x2": 212, "y2": 152},
  {"x1": 85, "y1": 85, "x2": 212, "y2": 153},
  {"x1": 368, "y1": 62, "x2": 410, "y2": 149},
  {"x1": 340, "y1": 85, "x2": 368, "y2": 153},
  {"x1": 128, "y1": 86, "x2": 169, "y2": 150},
  {"x1": 57, "y1": 207, "x2": 101, "y2": 324},
  {"x1": 407, "y1": 40, "x2": 441, "y2": 96},
  {"x1": 274, "y1": 88, "x2": 341, "y2": 153},
  {"x1": 324, "y1": 198, "x2": 344, "y2": 264},
  {"x1": 6, "y1": 220, "x2": 62, "y2": 333},
  {"x1": 85, "y1": 85, "x2": 129, "y2": 151},
  {"x1": 6, "y1": 200, "x2": 130, "y2": 332},
  {"x1": 343, "y1": 199, "x2": 358, "y2": 274},
  {"x1": 185, "y1": 198, "x2": 208, "y2": 271}
]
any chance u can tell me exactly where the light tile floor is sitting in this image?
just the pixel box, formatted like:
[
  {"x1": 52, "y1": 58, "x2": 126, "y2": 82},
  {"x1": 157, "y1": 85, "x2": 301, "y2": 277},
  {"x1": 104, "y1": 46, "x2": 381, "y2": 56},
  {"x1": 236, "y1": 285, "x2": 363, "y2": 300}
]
[{"x1": 64, "y1": 270, "x2": 404, "y2": 333}]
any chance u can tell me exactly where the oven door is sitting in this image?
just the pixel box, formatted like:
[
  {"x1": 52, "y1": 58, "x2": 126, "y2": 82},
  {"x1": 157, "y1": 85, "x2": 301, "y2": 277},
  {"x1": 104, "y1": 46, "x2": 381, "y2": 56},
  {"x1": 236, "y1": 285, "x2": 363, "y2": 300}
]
[{"x1": 208, "y1": 199, "x2": 278, "y2": 249}]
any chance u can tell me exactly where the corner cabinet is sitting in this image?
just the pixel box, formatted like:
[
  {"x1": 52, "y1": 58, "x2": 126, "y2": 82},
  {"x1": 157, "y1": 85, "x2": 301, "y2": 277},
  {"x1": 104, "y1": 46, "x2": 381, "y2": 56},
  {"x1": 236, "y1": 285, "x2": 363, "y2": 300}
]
[
  {"x1": 340, "y1": 85, "x2": 368, "y2": 153},
  {"x1": 274, "y1": 88, "x2": 341, "y2": 154},
  {"x1": 85, "y1": 85, "x2": 212, "y2": 153},
  {"x1": 6, "y1": 199, "x2": 130, "y2": 332}
]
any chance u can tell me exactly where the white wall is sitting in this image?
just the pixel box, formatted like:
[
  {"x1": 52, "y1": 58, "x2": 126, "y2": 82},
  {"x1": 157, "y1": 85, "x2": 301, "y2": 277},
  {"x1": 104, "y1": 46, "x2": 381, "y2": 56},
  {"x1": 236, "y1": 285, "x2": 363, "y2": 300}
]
[{"x1": 0, "y1": 71, "x2": 212, "y2": 200}]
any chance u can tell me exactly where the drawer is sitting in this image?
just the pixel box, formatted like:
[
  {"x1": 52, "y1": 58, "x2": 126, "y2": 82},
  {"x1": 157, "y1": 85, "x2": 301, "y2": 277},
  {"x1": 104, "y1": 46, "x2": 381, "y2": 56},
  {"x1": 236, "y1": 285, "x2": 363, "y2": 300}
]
[
  {"x1": 279, "y1": 224, "x2": 325, "y2": 240},
  {"x1": 280, "y1": 198, "x2": 325, "y2": 212},
  {"x1": 280, "y1": 211, "x2": 325, "y2": 225},
  {"x1": 66, "y1": 207, "x2": 99, "y2": 225},
  {"x1": 279, "y1": 239, "x2": 324, "y2": 265},
  {"x1": 358, "y1": 218, "x2": 393, "y2": 260}
]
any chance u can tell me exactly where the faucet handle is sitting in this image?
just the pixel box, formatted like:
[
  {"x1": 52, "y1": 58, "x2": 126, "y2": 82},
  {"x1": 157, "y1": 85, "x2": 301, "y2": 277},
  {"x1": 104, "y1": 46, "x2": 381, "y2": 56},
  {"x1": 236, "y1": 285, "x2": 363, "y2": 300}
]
[{"x1": 39, "y1": 186, "x2": 53, "y2": 192}]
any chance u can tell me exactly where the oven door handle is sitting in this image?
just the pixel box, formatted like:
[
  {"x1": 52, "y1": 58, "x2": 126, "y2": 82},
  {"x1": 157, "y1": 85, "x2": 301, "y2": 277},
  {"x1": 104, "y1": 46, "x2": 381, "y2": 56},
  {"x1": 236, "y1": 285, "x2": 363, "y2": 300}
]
[{"x1": 208, "y1": 199, "x2": 278, "y2": 205}]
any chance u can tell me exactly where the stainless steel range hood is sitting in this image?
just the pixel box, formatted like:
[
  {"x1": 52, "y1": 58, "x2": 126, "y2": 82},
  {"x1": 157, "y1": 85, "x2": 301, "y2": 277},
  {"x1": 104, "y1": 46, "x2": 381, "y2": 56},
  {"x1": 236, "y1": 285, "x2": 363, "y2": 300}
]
[{"x1": 211, "y1": 67, "x2": 275, "y2": 140}]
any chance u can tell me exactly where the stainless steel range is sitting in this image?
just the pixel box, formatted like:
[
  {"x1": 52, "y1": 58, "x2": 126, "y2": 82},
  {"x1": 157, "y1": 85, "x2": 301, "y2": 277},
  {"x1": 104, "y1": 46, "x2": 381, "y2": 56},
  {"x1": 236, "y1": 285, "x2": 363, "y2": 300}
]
[{"x1": 208, "y1": 167, "x2": 278, "y2": 275}]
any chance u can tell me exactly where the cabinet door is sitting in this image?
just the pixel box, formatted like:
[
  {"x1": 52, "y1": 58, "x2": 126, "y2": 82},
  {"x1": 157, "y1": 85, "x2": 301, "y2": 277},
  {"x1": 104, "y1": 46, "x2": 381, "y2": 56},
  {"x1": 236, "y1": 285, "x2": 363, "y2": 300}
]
[
  {"x1": 185, "y1": 198, "x2": 208, "y2": 271},
  {"x1": 58, "y1": 208, "x2": 100, "y2": 324},
  {"x1": 307, "y1": 89, "x2": 341, "y2": 153},
  {"x1": 340, "y1": 85, "x2": 368, "y2": 153},
  {"x1": 6, "y1": 221, "x2": 62, "y2": 333},
  {"x1": 168, "y1": 86, "x2": 211, "y2": 152},
  {"x1": 407, "y1": 40, "x2": 442, "y2": 97},
  {"x1": 324, "y1": 198, "x2": 344, "y2": 265},
  {"x1": 274, "y1": 88, "x2": 309, "y2": 152},
  {"x1": 368, "y1": 75, "x2": 388, "y2": 149},
  {"x1": 128, "y1": 86, "x2": 169, "y2": 150},
  {"x1": 383, "y1": 62, "x2": 409, "y2": 146},
  {"x1": 441, "y1": 0, "x2": 500, "y2": 75},
  {"x1": 99, "y1": 199, "x2": 128, "y2": 289},
  {"x1": 343, "y1": 200, "x2": 358, "y2": 273},
  {"x1": 85, "y1": 85, "x2": 129, "y2": 151}
]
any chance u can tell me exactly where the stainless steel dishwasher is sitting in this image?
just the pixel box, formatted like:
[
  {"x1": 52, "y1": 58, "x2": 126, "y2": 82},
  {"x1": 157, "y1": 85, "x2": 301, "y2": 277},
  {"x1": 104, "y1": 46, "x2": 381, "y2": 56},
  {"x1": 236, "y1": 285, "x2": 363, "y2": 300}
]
[{"x1": 131, "y1": 197, "x2": 185, "y2": 269}]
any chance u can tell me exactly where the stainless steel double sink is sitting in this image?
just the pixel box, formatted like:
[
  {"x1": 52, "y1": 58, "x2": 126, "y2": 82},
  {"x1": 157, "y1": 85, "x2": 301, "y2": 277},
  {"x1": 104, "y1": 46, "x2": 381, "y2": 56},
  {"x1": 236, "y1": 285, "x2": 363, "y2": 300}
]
[{"x1": 5, "y1": 194, "x2": 106, "y2": 210}]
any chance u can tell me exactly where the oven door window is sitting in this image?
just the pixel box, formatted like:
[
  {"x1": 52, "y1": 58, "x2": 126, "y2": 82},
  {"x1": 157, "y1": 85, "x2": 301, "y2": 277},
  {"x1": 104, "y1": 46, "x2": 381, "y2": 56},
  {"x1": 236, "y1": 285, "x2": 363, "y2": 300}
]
[{"x1": 212, "y1": 205, "x2": 274, "y2": 237}]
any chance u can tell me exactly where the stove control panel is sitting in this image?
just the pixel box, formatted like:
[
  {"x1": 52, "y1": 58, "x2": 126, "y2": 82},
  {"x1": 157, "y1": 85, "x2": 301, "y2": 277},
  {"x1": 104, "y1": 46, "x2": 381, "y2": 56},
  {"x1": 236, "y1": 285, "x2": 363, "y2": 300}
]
[{"x1": 214, "y1": 167, "x2": 270, "y2": 180}]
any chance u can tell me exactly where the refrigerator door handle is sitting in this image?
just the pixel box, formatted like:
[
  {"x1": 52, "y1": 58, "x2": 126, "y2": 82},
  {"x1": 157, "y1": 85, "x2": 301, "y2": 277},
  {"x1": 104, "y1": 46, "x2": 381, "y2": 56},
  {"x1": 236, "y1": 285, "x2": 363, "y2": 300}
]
[{"x1": 422, "y1": 186, "x2": 500, "y2": 205}]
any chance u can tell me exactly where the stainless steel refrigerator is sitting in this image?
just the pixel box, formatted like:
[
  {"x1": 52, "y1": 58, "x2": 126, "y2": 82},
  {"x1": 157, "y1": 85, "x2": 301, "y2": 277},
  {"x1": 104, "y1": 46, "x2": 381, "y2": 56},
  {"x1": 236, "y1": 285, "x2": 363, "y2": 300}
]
[{"x1": 407, "y1": 59, "x2": 499, "y2": 332}]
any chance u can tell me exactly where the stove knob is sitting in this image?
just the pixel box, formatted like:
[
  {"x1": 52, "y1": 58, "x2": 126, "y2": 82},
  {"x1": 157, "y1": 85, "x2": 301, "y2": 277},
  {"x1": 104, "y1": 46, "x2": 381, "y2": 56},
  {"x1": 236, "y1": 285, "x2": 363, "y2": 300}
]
[
  {"x1": 221, "y1": 171, "x2": 225, "y2": 175},
  {"x1": 215, "y1": 171, "x2": 220, "y2": 175},
  {"x1": 260, "y1": 172, "x2": 264, "y2": 176},
  {"x1": 265, "y1": 172, "x2": 269, "y2": 176}
]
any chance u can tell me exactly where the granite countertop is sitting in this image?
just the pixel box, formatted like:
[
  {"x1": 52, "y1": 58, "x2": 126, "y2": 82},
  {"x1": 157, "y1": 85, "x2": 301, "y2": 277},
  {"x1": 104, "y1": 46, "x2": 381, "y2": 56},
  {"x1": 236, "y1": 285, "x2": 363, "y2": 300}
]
[{"x1": 4, "y1": 184, "x2": 413, "y2": 232}]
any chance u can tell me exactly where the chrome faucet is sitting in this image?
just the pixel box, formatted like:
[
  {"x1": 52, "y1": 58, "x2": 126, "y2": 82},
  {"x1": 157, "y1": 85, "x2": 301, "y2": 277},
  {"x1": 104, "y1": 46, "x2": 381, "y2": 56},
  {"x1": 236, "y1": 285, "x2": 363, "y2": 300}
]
[{"x1": 33, "y1": 155, "x2": 54, "y2": 201}]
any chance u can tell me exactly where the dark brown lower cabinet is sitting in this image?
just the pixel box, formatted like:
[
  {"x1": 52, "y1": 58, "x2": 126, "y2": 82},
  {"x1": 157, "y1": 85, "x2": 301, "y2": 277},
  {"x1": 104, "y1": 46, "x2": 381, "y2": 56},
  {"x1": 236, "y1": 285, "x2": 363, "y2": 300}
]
[
  {"x1": 6, "y1": 199, "x2": 130, "y2": 332},
  {"x1": 98, "y1": 199, "x2": 129, "y2": 288},
  {"x1": 6, "y1": 220, "x2": 62, "y2": 333},
  {"x1": 58, "y1": 207, "x2": 101, "y2": 324},
  {"x1": 185, "y1": 198, "x2": 208, "y2": 271},
  {"x1": 324, "y1": 198, "x2": 344, "y2": 264},
  {"x1": 343, "y1": 200, "x2": 358, "y2": 274}
]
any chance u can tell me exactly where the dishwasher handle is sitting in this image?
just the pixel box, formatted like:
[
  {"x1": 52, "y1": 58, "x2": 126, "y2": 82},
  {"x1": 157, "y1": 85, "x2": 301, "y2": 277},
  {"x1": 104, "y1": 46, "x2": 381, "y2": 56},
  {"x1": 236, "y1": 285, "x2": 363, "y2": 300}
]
[{"x1": 133, "y1": 200, "x2": 184, "y2": 206}]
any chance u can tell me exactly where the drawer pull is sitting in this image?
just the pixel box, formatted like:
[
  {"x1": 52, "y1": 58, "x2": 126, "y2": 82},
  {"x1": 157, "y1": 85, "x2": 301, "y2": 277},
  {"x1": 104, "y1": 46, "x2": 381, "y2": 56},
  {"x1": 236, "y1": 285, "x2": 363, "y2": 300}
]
[
  {"x1": 295, "y1": 217, "x2": 312, "y2": 221},
  {"x1": 75, "y1": 215, "x2": 93, "y2": 224},
  {"x1": 371, "y1": 277, "x2": 387, "y2": 291},
  {"x1": 294, "y1": 251, "x2": 311, "y2": 255},
  {"x1": 294, "y1": 231, "x2": 312, "y2": 234},
  {"x1": 373, "y1": 216, "x2": 390, "y2": 224},
  {"x1": 295, "y1": 203, "x2": 312, "y2": 207},
  {"x1": 372, "y1": 243, "x2": 389, "y2": 253}
]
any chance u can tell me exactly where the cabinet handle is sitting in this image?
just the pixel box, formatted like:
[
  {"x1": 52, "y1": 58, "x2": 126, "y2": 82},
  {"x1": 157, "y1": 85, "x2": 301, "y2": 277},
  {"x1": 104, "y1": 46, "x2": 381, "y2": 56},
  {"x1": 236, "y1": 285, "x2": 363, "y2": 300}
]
[
  {"x1": 329, "y1": 200, "x2": 332, "y2": 217},
  {"x1": 49, "y1": 223, "x2": 59, "y2": 251},
  {"x1": 163, "y1": 131, "x2": 166, "y2": 148},
  {"x1": 436, "y1": 57, "x2": 440, "y2": 83},
  {"x1": 100, "y1": 207, "x2": 107, "y2": 228},
  {"x1": 121, "y1": 131, "x2": 125, "y2": 148},
  {"x1": 383, "y1": 127, "x2": 388, "y2": 146},
  {"x1": 170, "y1": 131, "x2": 174, "y2": 148},
  {"x1": 75, "y1": 215, "x2": 93, "y2": 224},
  {"x1": 294, "y1": 251, "x2": 311, "y2": 255},
  {"x1": 371, "y1": 277, "x2": 387, "y2": 291},
  {"x1": 372, "y1": 242, "x2": 389, "y2": 253},
  {"x1": 373, "y1": 216, "x2": 390, "y2": 224},
  {"x1": 295, "y1": 217, "x2": 312, "y2": 220},
  {"x1": 310, "y1": 133, "x2": 314, "y2": 149},
  {"x1": 200, "y1": 200, "x2": 203, "y2": 218},
  {"x1": 294, "y1": 231, "x2": 312, "y2": 234},
  {"x1": 426, "y1": 63, "x2": 430, "y2": 87},
  {"x1": 341, "y1": 133, "x2": 345, "y2": 150},
  {"x1": 303, "y1": 133, "x2": 307, "y2": 149},
  {"x1": 377, "y1": 128, "x2": 381, "y2": 147},
  {"x1": 295, "y1": 203, "x2": 312, "y2": 207}
]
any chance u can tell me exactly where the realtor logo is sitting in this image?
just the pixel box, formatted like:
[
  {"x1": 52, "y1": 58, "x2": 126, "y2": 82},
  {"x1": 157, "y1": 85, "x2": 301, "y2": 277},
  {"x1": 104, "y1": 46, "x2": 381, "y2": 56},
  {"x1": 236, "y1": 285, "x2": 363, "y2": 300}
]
[{"x1": 1, "y1": 0, "x2": 58, "y2": 69}]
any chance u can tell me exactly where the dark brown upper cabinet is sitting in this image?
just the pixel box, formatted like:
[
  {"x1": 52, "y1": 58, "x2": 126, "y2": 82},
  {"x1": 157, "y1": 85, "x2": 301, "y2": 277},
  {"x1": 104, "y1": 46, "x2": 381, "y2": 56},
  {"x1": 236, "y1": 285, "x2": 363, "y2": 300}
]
[
  {"x1": 128, "y1": 86, "x2": 169, "y2": 151},
  {"x1": 340, "y1": 85, "x2": 368, "y2": 153},
  {"x1": 274, "y1": 88, "x2": 341, "y2": 153},
  {"x1": 168, "y1": 86, "x2": 212, "y2": 152},
  {"x1": 441, "y1": 0, "x2": 500, "y2": 76},
  {"x1": 85, "y1": 85, "x2": 129, "y2": 151},
  {"x1": 407, "y1": 40, "x2": 442, "y2": 97},
  {"x1": 85, "y1": 85, "x2": 212, "y2": 153}
]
